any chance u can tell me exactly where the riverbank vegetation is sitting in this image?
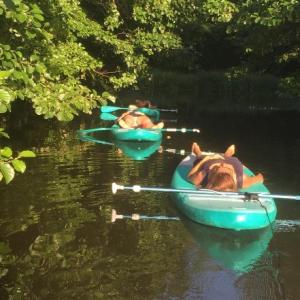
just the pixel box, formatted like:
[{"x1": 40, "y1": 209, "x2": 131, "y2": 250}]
[{"x1": 0, "y1": 0, "x2": 299, "y2": 120}]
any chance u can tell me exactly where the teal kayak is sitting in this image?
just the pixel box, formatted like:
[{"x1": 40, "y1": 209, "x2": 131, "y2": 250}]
[
  {"x1": 111, "y1": 124, "x2": 162, "y2": 142},
  {"x1": 171, "y1": 154, "x2": 277, "y2": 230}
]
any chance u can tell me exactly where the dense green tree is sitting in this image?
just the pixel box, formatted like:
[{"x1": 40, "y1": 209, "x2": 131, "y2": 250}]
[
  {"x1": 0, "y1": 0, "x2": 184, "y2": 120},
  {"x1": 1, "y1": 0, "x2": 299, "y2": 118}
]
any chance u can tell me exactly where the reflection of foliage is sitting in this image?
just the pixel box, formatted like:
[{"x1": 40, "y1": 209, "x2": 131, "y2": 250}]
[{"x1": 0, "y1": 117, "x2": 189, "y2": 298}]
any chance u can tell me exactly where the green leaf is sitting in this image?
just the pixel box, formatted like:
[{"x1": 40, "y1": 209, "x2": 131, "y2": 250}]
[
  {"x1": 101, "y1": 91, "x2": 116, "y2": 103},
  {"x1": 0, "y1": 89, "x2": 12, "y2": 103},
  {"x1": 0, "y1": 147, "x2": 13, "y2": 158},
  {"x1": 18, "y1": 150, "x2": 36, "y2": 158},
  {"x1": 16, "y1": 13, "x2": 27, "y2": 23},
  {"x1": 0, "y1": 70, "x2": 13, "y2": 80},
  {"x1": 0, "y1": 104, "x2": 8, "y2": 113},
  {"x1": 0, "y1": 132, "x2": 10, "y2": 138},
  {"x1": 12, "y1": 159, "x2": 26, "y2": 173},
  {"x1": 0, "y1": 129, "x2": 9, "y2": 139},
  {"x1": 0, "y1": 163, "x2": 15, "y2": 184}
]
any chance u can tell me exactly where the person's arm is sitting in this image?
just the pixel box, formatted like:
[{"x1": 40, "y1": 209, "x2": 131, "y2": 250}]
[
  {"x1": 188, "y1": 160, "x2": 207, "y2": 186},
  {"x1": 242, "y1": 173, "x2": 264, "y2": 188},
  {"x1": 188, "y1": 169, "x2": 206, "y2": 186},
  {"x1": 117, "y1": 112, "x2": 132, "y2": 128},
  {"x1": 117, "y1": 111, "x2": 130, "y2": 122},
  {"x1": 140, "y1": 116, "x2": 154, "y2": 128}
]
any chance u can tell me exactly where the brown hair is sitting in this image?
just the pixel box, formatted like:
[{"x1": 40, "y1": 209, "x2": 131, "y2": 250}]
[
  {"x1": 205, "y1": 166, "x2": 237, "y2": 192},
  {"x1": 135, "y1": 99, "x2": 156, "y2": 108}
]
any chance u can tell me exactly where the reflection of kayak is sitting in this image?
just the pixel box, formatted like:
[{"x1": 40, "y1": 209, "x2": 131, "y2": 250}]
[
  {"x1": 183, "y1": 218, "x2": 273, "y2": 273},
  {"x1": 171, "y1": 155, "x2": 277, "y2": 230},
  {"x1": 111, "y1": 124, "x2": 162, "y2": 142},
  {"x1": 78, "y1": 131, "x2": 161, "y2": 160},
  {"x1": 114, "y1": 140, "x2": 161, "y2": 160}
]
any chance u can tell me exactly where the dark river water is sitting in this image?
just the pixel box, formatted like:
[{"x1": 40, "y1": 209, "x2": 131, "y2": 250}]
[{"x1": 0, "y1": 110, "x2": 300, "y2": 299}]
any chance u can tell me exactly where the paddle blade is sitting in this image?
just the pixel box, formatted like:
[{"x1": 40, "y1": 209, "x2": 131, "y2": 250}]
[
  {"x1": 100, "y1": 112, "x2": 117, "y2": 121},
  {"x1": 101, "y1": 106, "x2": 126, "y2": 113}
]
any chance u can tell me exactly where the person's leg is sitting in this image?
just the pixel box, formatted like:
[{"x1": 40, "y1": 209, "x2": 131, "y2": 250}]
[
  {"x1": 224, "y1": 145, "x2": 235, "y2": 157},
  {"x1": 242, "y1": 173, "x2": 264, "y2": 188},
  {"x1": 118, "y1": 119, "x2": 131, "y2": 128},
  {"x1": 191, "y1": 142, "x2": 202, "y2": 156},
  {"x1": 152, "y1": 122, "x2": 164, "y2": 129}
]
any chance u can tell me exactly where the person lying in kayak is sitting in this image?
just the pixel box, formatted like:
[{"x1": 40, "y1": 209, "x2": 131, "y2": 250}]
[
  {"x1": 117, "y1": 110, "x2": 164, "y2": 129},
  {"x1": 128, "y1": 99, "x2": 156, "y2": 110},
  {"x1": 188, "y1": 142, "x2": 264, "y2": 192}
]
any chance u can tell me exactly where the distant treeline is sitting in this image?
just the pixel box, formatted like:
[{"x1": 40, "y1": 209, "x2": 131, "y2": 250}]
[{"x1": 133, "y1": 70, "x2": 300, "y2": 115}]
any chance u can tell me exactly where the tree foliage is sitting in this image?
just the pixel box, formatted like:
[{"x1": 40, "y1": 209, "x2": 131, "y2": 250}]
[
  {"x1": 0, "y1": 0, "x2": 185, "y2": 120},
  {"x1": 0, "y1": 0, "x2": 299, "y2": 119},
  {"x1": 0, "y1": 128, "x2": 35, "y2": 184}
]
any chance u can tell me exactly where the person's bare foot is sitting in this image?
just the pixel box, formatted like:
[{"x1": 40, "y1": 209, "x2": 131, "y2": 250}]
[
  {"x1": 256, "y1": 173, "x2": 264, "y2": 183},
  {"x1": 191, "y1": 142, "x2": 202, "y2": 156},
  {"x1": 152, "y1": 122, "x2": 164, "y2": 129},
  {"x1": 224, "y1": 144, "x2": 235, "y2": 157},
  {"x1": 118, "y1": 119, "x2": 131, "y2": 128}
]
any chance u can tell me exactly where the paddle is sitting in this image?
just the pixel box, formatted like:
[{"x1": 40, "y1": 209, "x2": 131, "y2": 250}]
[
  {"x1": 101, "y1": 105, "x2": 178, "y2": 113},
  {"x1": 100, "y1": 112, "x2": 178, "y2": 123},
  {"x1": 78, "y1": 127, "x2": 200, "y2": 134},
  {"x1": 161, "y1": 147, "x2": 215, "y2": 156},
  {"x1": 111, "y1": 183, "x2": 300, "y2": 201},
  {"x1": 100, "y1": 112, "x2": 118, "y2": 121},
  {"x1": 111, "y1": 209, "x2": 179, "y2": 222},
  {"x1": 78, "y1": 133, "x2": 115, "y2": 146}
]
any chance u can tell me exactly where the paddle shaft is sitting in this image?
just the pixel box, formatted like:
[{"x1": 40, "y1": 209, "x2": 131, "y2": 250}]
[
  {"x1": 100, "y1": 112, "x2": 177, "y2": 123},
  {"x1": 78, "y1": 127, "x2": 200, "y2": 134},
  {"x1": 111, "y1": 209, "x2": 179, "y2": 222},
  {"x1": 101, "y1": 106, "x2": 177, "y2": 113},
  {"x1": 112, "y1": 183, "x2": 300, "y2": 201},
  {"x1": 163, "y1": 148, "x2": 215, "y2": 156}
]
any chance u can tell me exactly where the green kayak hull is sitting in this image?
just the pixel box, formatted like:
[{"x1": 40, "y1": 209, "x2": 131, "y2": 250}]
[
  {"x1": 111, "y1": 125, "x2": 162, "y2": 142},
  {"x1": 171, "y1": 155, "x2": 277, "y2": 230}
]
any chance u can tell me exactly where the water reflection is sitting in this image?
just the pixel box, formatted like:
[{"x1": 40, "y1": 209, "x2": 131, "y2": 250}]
[
  {"x1": 1, "y1": 112, "x2": 300, "y2": 299},
  {"x1": 183, "y1": 218, "x2": 273, "y2": 273},
  {"x1": 78, "y1": 130, "x2": 162, "y2": 160}
]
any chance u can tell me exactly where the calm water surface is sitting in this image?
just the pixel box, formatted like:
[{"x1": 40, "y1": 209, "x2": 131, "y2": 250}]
[{"x1": 0, "y1": 112, "x2": 300, "y2": 299}]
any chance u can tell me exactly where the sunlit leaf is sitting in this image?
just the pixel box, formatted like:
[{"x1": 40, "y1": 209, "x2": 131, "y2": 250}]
[
  {"x1": 0, "y1": 70, "x2": 13, "y2": 80},
  {"x1": 12, "y1": 159, "x2": 26, "y2": 173},
  {"x1": 0, "y1": 147, "x2": 12, "y2": 158},
  {"x1": 0, "y1": 89, "x2": 11, "y2": 103},
  {"x1": 0, "y1": 163, "x2": 15, "y2": 184},
  {"x1": 18, "y1": 150, "x2": 36, "y2": 158}
]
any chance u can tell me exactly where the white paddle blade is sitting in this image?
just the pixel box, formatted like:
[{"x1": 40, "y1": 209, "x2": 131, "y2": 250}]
[
  {"x1": 112, "y1": 182, "x2": 124, "y2": 194},
  {"x1": 111, "y1": 209, "x2": 124, "y2": 222}
]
